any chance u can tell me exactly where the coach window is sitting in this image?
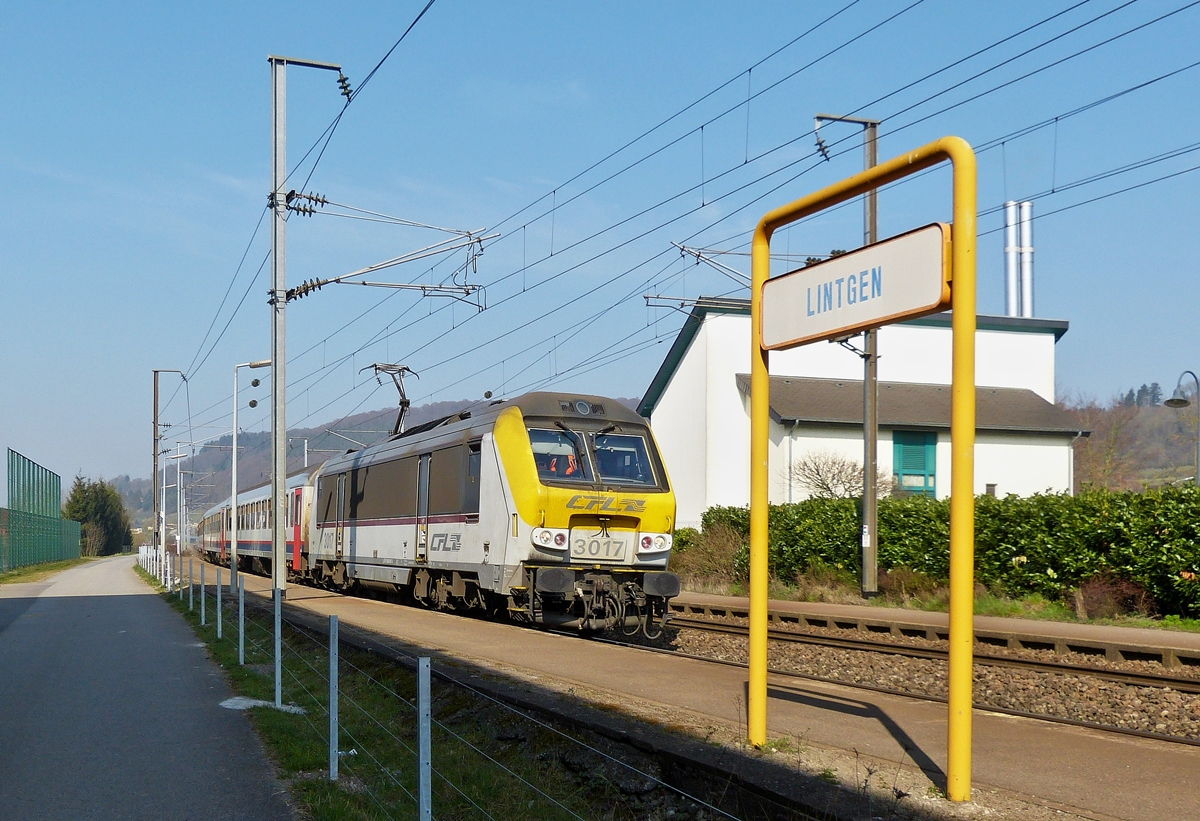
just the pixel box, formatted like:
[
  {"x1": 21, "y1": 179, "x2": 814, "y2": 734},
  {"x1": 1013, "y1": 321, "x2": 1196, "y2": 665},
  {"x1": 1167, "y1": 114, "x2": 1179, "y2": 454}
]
[
  {"x1": 464, "y1": 441, "x2": 482, "y2": 517},
  {"x1": 317, "y1": 478, "x2": 337, "y2": 525},
  {"x1": 352, "y1": 457, "x2": 418, "y2": 521}
]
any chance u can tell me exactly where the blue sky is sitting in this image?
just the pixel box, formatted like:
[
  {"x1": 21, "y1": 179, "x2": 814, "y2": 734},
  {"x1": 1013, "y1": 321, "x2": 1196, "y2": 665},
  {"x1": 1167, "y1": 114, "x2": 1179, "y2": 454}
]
[{"x1": 2, "y1": 0, "x2": 1199, "y2": 487}]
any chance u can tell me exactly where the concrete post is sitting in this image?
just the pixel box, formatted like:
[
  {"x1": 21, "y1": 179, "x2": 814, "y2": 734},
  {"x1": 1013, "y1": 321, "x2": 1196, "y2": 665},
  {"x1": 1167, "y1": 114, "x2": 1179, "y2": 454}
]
[
  {"x1": 329, "y1": 615, "x2": 339, "y2": 782},
  {"x1": 239, "y1": 576, "x2": 245, "y2": 665},
  {"x1": 274, "y1": 587, "x2": 282, "y2": 708},
  {"x1": 270, "y1": 57, "x2": 289, "y2": 596},
  {"x1": 217, "y1": 566, "x2": 223, "y2": 639},
  {"x1": 201, "y1": 563, "x2": 206, "y2": 626},
  {"x1": 418, "y1": 656, "x2": 431, "y2": 821}
]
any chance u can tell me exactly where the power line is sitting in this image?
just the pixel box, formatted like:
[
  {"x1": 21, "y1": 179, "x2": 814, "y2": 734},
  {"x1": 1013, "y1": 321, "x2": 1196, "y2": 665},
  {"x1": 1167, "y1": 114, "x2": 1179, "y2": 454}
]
[
  {"x1": 489, "y1": 0, "x2": 928, "y2": 242},
  {"x1": 485, "y1": 0, "x2": 868, "y2": 235},
  {"x1": 175, "y1": 0, "x2": 441, "y2": 399},
  {"x1": 185, "y1": 1, "x2": 1073, "y2": 421},
  {"x1": 980, "y1": 159, "x2": 1200, "y2": 237},
  {"x1": 188, "y1": 2, "x2": 1197, "y2": 445},
  {"x1": 291, "y1": 0, "x2": 439, "y2": 196}
]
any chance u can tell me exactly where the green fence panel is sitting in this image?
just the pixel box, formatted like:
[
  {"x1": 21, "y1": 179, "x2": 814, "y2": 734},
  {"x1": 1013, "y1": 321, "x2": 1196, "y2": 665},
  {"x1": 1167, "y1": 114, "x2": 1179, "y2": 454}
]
[{"x1": 0, "y1": 508, "x2": 81, "y2": 573}]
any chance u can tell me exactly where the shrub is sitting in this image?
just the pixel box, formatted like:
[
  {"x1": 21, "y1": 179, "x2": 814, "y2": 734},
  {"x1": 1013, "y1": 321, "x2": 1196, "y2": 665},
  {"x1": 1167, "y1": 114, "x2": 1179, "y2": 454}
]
[
  {"x1": 672, "y1": 527, "x2": 701, "y2": 553},
  {"x1": 689, "y1": 485, "x2": 1200, "y2": 617},
  {"x1": 669, "y1": 523, "x2": 746, "y2": 583},
  {"x1": 1077, "y1": 572, "x2": 1157, "y2": 619},
  {"x1": 878, "y1": 566, "x2": 941, "y2": 600}
]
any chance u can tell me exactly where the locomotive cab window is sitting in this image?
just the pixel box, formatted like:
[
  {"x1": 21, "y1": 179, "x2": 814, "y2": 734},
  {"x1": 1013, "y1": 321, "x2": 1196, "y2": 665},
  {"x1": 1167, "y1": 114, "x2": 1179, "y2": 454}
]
[
  {"x1": 592, "y1": 433, "x2": 656, "y2": 487},
  {"x1": 528, "y1": 428, "x2": 593, "y2": 483}
]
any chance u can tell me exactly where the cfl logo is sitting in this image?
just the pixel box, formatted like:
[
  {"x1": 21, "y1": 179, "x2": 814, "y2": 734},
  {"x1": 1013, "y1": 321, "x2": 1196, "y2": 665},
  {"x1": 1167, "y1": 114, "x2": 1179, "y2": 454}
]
[
  {"x1": 565, "y1": 495, "x2": 646, "y2": 513},
  {"x1": 431, "y1": 533, "x2": 462, "y2": 552}
]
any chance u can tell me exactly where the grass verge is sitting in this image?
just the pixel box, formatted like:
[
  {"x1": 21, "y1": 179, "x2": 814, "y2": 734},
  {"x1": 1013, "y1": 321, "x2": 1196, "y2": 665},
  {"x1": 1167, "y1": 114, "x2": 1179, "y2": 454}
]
[
  {"x1": 680, "y1": 575, "x2": 1200, "y2": 633},
  {"x1": 0, "y1": 556, "x2": 94, "y2": 585},
  {"x1": 134, "y1": 565, "x2": 715, "y2": 821}
]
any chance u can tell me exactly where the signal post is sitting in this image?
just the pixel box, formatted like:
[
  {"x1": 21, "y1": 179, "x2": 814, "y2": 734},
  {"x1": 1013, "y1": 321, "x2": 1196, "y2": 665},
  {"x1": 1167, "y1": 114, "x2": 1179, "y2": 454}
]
[{"x1": 748, "y1": 136, "x2": 977, "y2": 800}]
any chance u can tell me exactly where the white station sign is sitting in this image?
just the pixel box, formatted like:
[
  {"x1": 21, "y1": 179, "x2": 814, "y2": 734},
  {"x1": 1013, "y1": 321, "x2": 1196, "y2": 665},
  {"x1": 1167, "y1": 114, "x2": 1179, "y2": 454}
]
[{"x1": 761, "y1": 222, "x2": 952, "y2": 350}]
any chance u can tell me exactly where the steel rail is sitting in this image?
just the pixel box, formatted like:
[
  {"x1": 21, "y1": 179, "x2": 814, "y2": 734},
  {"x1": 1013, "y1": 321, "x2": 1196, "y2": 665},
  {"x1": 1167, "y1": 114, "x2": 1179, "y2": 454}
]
[
  {"x1": 669, "y1": 614, "x2": 1200, "y2": 694},
  {"x1": 587, "y1": 631, "x2": 1200, "y2": 750},
  {"x1": 188, "y1": 559, "x2": 1200, "y2": 752}
]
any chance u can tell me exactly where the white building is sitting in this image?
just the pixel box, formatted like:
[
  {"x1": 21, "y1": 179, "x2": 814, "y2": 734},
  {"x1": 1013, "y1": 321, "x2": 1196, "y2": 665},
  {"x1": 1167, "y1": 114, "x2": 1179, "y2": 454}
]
[{"x1": 638, "y1": 299, "x2": 1086, "y2": 528}]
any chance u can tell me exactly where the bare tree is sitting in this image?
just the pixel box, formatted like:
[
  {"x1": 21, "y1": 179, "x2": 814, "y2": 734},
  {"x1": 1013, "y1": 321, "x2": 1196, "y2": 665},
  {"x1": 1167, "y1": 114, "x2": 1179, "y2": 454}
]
[
  {"x1": 1068, "y1": 396, "x2": 1140, "y2": 490},
  {"x1": 81, "y1": 522, "x2": 106, "y2": 557},
  {"x1": 790, "y1": 451, "x2": 892, "y2": 499}
]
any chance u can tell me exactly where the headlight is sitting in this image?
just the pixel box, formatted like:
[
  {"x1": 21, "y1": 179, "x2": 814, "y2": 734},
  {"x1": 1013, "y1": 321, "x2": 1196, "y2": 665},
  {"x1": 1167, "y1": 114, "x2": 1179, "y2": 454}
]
[
  {"x1": 653, "y1": 535, "x2": 667, "y2": 550},
  {"x1": 532, "y1": 528, "x2": 567, "y2": 549}
]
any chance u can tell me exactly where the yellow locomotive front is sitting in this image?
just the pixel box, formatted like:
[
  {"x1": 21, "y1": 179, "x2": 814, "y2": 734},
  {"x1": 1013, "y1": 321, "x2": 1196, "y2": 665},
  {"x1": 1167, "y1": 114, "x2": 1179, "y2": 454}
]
[{"x1": 493, "y1": 394, "x2": 679, "y2": 634}]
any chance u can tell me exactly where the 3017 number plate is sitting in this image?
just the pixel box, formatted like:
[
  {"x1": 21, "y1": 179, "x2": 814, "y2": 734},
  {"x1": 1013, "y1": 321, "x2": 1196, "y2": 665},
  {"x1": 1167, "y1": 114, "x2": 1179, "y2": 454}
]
[{"x1": 569, "y1": 528, "x2": 628, "y2": 562}]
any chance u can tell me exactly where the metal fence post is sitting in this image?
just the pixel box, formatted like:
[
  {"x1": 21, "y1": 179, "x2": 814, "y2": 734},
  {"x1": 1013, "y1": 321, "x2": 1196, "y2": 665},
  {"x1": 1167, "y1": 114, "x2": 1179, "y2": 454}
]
[
  {"x1": 217, "y1": 567, "x2": 223, "y2": 639},
  {"x1": 189, "y1": 559, "x2": 194, "y2": 611},
  {"x1": 201, "y1": 563, "x2": 206, "y2": 626},
  {"x1": 418, "y1": 656, "x2": 431, "y2": 821},
  {"x1": 177, "y1": 554, "x2": 182, "y2": 599},
  {"x1": 274, "y1": 587, "x2": 282, "y2": 708},
  {"x1": 238, "y1": 576, "x2": 245, "y2": 666},
  {"x1": 329, "y1": 615, "x2": 339, "y2": 782}
]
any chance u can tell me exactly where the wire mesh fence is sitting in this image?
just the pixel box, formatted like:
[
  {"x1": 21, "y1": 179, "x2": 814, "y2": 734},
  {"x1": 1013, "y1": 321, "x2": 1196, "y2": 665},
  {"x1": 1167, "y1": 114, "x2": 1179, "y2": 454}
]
[
  {"x1": 0, "y1": 508, "x2": 82, "y2": 573},
  {"x1": 140, "y1": 556, "x2": 741, "y2": 821}
]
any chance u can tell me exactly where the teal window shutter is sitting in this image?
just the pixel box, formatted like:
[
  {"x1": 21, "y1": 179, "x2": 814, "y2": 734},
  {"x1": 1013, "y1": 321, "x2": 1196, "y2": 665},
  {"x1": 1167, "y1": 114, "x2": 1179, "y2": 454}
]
[{"x1": 892, "y1": 431, "x2": 937, "y2": 497}]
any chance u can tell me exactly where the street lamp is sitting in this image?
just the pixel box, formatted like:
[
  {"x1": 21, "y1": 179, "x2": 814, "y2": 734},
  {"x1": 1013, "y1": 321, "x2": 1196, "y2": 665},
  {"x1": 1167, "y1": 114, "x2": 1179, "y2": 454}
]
[
  {"x1": 1165, "y1": 370, "x2": 1200, "y2": 485},
  {"x1": 152, "y1": 369, "x2": 184, "y2": 557},
  {"x1": 289, "y1": 437, "x2": 309, "y2": 468},
  {"x1": 233, "y1": 359, "x2": 271, "y2": 592},
  {"x1": 164, "y1": 449, "x2": 186, "y2": 587}
]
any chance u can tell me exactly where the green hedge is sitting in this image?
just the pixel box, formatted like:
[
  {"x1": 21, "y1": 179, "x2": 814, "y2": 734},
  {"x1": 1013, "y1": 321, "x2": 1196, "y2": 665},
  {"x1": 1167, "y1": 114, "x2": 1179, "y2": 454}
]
[{"x1": 699, "y1": 486, "x2": 1200, "y2": 616}]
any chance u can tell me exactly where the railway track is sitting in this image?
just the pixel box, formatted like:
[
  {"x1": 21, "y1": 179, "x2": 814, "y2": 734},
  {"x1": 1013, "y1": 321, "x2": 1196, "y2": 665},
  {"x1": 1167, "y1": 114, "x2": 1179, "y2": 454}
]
[
  {"x1": 195, "y1": 561, "x2": 1200, "y2": 751},
  {"x1": 588, "y1": 615, "x2": 1200, "y2": 750},
  {"x1": 669, "y1": 614, "x2": 1200, "y2": 695}
]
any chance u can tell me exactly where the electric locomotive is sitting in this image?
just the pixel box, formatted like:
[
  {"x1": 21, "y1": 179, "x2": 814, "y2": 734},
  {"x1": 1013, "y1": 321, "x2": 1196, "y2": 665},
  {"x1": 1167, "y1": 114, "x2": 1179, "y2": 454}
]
[{"x1": 200, "y1": 392, "x2": 680, "y2": 634}]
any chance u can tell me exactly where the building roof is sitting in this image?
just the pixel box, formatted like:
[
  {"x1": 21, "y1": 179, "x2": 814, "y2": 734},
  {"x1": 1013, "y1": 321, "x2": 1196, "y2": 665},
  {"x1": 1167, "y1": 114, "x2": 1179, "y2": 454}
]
[
  {"x1": 734, "y1": 374, "x2": 1088, "y2": 436},
  {"x1": 637, "y1": 296, "x2": 1070, "y2": 417}
]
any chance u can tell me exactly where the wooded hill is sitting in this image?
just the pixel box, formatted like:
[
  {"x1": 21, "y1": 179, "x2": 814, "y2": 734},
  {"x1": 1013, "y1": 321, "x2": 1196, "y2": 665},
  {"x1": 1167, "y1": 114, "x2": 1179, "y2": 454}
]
[{"x1": 122, "y1": 396, "x2": 640, "y2": 527}]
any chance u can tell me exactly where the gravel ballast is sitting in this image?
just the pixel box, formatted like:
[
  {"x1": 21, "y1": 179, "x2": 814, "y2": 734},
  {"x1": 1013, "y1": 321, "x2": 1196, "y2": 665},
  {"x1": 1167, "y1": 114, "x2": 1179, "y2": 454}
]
[{"x1": 633, "y1": 620, "x2": 1200, "y2": 741}]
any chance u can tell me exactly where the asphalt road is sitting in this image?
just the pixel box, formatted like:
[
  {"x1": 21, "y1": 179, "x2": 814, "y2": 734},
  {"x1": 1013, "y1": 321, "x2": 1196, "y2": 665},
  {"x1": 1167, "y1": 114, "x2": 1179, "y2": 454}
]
[{"x1": 0, "y1": 556, "x2": 293, "y2": 820}]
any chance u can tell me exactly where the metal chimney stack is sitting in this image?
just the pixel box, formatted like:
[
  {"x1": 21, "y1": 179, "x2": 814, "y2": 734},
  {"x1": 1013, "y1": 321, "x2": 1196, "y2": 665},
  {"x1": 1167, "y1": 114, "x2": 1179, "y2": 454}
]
[
  {"x1": 1004, "y1": 201, "x2": 1019, "y2": 317},
  {"x1": 1018, "y1": 200, "x2": 1034, "y2": 318}
]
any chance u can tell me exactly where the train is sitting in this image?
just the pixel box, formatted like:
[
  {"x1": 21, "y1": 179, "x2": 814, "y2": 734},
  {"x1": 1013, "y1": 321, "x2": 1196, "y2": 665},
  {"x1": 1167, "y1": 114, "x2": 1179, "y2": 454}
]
[{"x1": 199, "y1": 392, "x2": 680, "y2": 635}]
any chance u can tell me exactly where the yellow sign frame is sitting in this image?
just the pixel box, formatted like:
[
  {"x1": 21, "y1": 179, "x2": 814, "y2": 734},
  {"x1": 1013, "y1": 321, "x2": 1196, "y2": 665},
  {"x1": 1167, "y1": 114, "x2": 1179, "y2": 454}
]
[{"x1": 749, "y1": 136, "x2": 977, "y2": 801}]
